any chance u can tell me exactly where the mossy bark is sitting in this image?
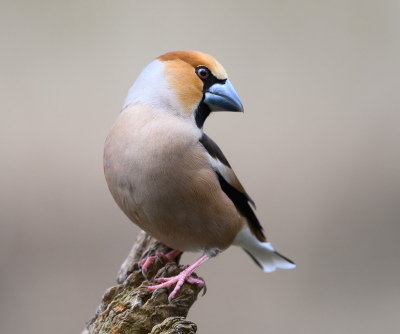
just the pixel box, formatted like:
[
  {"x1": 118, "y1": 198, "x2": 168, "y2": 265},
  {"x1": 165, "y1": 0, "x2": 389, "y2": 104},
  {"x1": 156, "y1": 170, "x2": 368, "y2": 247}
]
[{"x1": 82, "y1": 231, "x2": 201, "y2": 334}]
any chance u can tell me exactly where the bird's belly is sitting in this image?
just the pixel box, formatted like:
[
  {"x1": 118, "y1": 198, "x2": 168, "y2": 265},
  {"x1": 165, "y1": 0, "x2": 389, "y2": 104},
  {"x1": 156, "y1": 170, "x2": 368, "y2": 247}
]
[{"x1": 116, "y1": 155, "x2": 239, "y2": 252}]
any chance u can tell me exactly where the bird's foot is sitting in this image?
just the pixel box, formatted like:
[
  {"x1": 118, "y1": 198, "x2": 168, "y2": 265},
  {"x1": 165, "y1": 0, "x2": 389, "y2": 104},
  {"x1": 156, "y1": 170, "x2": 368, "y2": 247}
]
[
  {"x1": 149, "y1": 269, "x2": 206, "y2": 301},
  {"x1": 139, "y1": 249, "x2": 181, "y2": 278},
  {"x1": 145, "y1": 253, "x2": 210, "y2": 301}
]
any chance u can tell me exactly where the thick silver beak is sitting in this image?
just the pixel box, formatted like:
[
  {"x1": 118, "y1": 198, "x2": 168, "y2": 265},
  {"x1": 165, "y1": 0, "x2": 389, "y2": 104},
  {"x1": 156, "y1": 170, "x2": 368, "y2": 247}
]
[{"x1": 204, "y1": 79, "x2": 244, "y2": 112}]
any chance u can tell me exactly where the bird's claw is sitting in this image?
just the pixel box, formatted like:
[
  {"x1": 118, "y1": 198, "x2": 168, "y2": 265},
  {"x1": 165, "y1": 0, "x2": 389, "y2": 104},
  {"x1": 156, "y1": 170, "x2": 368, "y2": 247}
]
[
  {"x1": 147, "y1": 273, "x2": 206, "y2": 301},
  {"x1": 139, "y1": 255, "x2": 160, "y2": 278},
  {"x1": 186, "y1": 276, "x2": 207, "y2": 296},
  {"x1": 201, "y1": 281, "x2": 207, "y2": 296},
  {"x1": 141, "y1": 252, "x2": 209, "y2": 301},
  {"x1": 141, "y1": 267, "x2": 147, "y2": 279},
  {"x1": 139, "y1": 250, "x2": 181, "y2": 279}
]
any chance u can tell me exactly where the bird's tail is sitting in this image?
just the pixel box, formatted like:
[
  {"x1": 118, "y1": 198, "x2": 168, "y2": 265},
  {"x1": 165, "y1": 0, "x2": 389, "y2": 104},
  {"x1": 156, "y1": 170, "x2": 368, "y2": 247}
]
[{"x1": 233, "y1": 226, "x2": 295, "y2": 272}]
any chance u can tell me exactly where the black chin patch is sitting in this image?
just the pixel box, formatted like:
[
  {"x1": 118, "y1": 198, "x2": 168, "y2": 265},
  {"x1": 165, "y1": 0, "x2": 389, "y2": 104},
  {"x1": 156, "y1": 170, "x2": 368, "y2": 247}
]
[{"x1": 195, "y1": 102, "x2": 211, "y2": 129}]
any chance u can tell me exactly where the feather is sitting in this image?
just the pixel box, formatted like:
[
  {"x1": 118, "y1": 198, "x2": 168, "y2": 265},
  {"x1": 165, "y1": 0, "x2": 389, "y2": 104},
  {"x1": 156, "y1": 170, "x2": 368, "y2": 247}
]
[
  {"x1": 199, "y1": 133, "x2": 265, "y2": 242},
  {"x1": 233, "y1": 226, "x2": 295, "y2": 272}
]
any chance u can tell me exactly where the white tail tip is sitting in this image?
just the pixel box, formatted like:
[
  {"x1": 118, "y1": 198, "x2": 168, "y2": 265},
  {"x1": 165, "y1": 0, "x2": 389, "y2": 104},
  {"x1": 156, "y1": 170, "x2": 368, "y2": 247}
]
[{"x1": 234, "y1": 226, "x2": 295, "y2": 272}]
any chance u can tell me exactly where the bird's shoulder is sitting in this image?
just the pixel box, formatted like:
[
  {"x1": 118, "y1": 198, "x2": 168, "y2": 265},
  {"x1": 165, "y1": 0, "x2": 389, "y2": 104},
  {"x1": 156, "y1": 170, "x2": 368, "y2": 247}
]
[{"x1": 198, "y1": 133, "x2": 253, "y2": 205}]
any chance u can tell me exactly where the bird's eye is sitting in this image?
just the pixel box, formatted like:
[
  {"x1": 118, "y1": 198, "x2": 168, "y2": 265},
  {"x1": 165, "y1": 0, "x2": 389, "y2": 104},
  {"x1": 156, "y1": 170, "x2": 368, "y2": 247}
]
[{"x1": 197, "y1": 67, "x2": 209, "y2": 79}]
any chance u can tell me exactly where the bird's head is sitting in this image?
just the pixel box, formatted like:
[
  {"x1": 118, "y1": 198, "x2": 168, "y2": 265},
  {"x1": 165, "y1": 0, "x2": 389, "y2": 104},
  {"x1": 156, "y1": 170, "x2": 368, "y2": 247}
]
[{"x1": 123, "y1": 50, "x2": 243, "y2": 128}]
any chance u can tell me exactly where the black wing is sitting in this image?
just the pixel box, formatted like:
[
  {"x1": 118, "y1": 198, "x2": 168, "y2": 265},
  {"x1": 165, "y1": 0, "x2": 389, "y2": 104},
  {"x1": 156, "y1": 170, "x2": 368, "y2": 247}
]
[{"x1": 199, "y1": 133, "x2": 266, "y2": 242}]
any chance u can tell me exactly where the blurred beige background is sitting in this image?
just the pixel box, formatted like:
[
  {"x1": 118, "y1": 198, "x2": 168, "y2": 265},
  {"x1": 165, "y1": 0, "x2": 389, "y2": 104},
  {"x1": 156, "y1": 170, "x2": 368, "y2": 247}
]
[{"x1": 1, "y1": 1, "x2": 399, "y2": 333}]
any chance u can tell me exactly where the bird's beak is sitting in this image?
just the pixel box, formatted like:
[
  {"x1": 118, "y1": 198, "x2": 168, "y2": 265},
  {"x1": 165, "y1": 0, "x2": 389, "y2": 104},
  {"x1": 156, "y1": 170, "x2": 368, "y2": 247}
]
[{"x1": 204, "y1": 79, "x2": 244, "y2": 112}]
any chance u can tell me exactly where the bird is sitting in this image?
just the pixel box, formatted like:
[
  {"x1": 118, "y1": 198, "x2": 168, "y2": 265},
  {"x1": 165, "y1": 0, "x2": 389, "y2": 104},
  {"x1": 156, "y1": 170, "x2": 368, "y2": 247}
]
[{"x1": 104, "y1": 50, "x2": 295, "y2": 301}]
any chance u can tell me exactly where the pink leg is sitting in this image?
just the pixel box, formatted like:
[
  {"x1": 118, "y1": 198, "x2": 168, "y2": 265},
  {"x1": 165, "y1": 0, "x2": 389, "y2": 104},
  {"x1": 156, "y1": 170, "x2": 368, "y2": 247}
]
[
  {"x1": 139, "y1": 249, "x2": 181, "y2": 278},
  {"x1": 147, "y1": 253, "x2": 210, "y2": 301}
]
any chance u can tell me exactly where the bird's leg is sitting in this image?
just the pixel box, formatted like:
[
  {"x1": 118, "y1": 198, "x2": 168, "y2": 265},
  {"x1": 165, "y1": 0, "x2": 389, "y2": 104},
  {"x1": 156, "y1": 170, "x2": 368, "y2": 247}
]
[
  {"x1": 148, "y1": 253, "x2": 210, "y2": 301},
  {"x1": 139, "y1": 249, "x2": 182, "y2": 278}
]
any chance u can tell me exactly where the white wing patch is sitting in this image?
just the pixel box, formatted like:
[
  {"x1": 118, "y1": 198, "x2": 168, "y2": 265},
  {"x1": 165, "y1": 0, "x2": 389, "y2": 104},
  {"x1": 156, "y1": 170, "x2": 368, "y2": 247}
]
[{"x1": 206, "y1": 152, "x2": 245, "y2": 192}]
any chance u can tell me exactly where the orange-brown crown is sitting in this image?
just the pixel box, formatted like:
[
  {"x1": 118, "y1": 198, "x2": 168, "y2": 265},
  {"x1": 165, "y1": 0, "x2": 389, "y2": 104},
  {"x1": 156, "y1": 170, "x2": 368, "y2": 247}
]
[{"x1": 158, "y1": 50, "x2": 227, "y2": 80}]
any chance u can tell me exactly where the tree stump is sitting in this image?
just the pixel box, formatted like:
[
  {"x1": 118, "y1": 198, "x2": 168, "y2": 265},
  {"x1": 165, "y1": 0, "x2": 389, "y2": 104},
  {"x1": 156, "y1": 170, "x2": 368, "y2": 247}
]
[{"x1": 82, "y1": 231, "x2": 202, "y2": 334}]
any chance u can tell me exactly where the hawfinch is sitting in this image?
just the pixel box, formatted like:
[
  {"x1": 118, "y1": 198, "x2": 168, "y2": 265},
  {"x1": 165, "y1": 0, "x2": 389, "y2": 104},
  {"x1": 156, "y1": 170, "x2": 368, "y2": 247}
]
[{"x1": 104, "y1": 50, "x2": 295, "y2": 300}]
